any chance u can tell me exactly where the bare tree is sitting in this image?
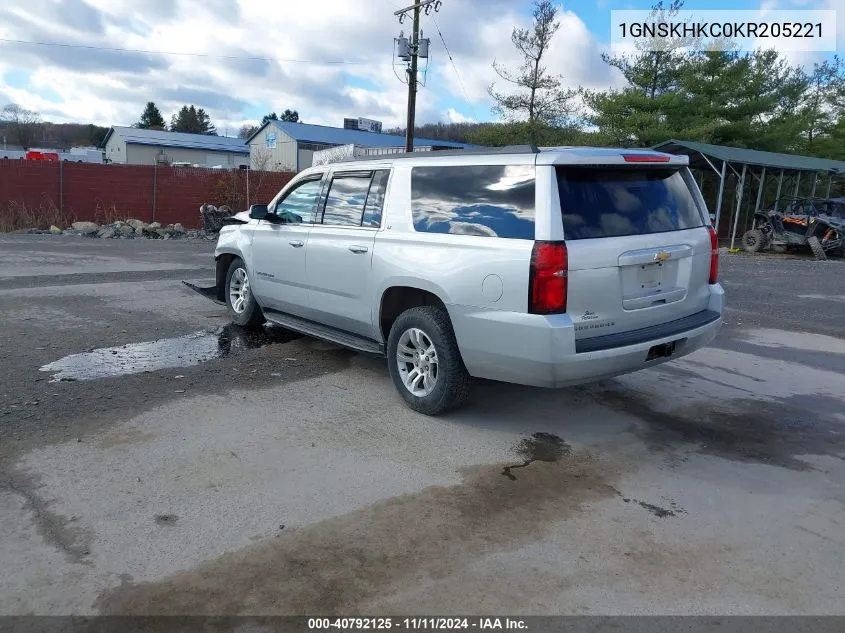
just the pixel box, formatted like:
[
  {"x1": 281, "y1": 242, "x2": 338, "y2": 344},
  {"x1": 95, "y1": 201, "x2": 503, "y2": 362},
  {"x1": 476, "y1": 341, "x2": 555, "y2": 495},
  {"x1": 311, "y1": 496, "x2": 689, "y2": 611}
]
[
  {"x1": 248, "y1": 146, "x2": 274, "y2": 206},
  {"x1": 0, "y1": 103, "x2": 42, "y2": 149},
  {"x1": 238, "y1": 124, "x2": 258, "y2": 140},
  {"x1": 488, "y1": 0, "x2": 577, "y2": 136},
  {"x1": 250, "y1": 146, "x2": 271, "y2": 171}
]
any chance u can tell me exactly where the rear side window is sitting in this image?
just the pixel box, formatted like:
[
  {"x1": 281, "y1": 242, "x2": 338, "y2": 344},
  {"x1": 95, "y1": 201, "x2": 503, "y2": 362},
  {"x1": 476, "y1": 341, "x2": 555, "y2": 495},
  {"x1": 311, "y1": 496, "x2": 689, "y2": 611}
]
[
  {"x1": 363, "y1": 170, "x2": 389, "y2": 228},
  {"x1": 322, "y1": 173, "x2": 371, "y2": 226},
  {"x1": 411, "y1": 165, "x2": 535, "y2": 239},
  {"x1": 557, "y1": 167, "x2": 703, "y2": 240},
  {"x1": 320, "y1": 169, "x2": 390, "y2": 228}
]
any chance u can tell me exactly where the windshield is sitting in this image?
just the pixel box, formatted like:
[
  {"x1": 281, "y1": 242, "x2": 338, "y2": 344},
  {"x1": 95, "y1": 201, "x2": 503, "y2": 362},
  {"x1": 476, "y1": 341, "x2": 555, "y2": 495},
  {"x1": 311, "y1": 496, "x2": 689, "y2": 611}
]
[{"x1": 557, "y1": 167, "x2": 705, "y2": 240}]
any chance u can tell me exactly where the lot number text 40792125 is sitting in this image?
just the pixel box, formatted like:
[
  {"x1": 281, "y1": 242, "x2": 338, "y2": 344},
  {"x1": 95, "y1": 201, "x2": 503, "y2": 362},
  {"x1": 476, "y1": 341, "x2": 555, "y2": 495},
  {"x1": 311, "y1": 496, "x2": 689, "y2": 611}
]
[{"x1": 307, "y1": 618, "x2": 528, "y2": 630}]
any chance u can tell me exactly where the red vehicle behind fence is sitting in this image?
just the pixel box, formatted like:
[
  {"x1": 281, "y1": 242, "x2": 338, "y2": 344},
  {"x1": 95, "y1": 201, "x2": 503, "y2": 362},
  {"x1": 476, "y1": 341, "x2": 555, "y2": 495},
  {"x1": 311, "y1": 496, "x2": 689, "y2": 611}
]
[{"x1": 25, "y1": 150, "x2": 60, "y2": 161}]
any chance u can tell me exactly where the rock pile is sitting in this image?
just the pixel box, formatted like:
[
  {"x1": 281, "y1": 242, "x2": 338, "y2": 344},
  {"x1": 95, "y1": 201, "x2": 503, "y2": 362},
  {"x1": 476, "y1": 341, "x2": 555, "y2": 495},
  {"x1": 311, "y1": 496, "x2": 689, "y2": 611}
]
[{"x1": 23, "y1": 219, "x2": 215, "y2": 240}]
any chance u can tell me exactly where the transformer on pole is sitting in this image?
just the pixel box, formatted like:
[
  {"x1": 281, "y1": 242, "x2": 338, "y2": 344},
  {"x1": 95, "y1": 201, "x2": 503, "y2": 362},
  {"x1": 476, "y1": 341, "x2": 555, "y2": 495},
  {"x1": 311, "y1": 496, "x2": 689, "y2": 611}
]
[{"x1": 392, "y1": 0, "x2": 440, "y2": 152}]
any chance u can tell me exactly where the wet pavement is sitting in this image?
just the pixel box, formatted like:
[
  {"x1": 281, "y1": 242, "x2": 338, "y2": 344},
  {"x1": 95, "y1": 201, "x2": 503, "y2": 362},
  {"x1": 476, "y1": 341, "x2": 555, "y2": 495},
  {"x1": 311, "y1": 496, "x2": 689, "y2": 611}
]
[
  {"x1": 40, "y1": 325, "x2": 300, "y2": 382},
  {"x1": 0, "y1": 235, "x2": 844, "y2": 616}
]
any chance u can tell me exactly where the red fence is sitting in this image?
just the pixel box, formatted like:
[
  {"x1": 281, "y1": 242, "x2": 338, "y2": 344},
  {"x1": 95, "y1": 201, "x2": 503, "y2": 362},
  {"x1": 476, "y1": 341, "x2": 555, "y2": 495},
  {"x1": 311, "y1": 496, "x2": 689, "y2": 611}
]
[{"x1": 0, "y1": 160, "x2": 294, "y2": 230}]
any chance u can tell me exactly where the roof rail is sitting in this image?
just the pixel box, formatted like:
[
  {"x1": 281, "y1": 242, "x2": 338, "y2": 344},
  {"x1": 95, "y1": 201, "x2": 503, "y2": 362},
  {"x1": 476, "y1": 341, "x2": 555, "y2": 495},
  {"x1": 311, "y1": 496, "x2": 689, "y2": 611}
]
[{"x1": 328, "y1": 144, "x2": 539, "y2": 164}]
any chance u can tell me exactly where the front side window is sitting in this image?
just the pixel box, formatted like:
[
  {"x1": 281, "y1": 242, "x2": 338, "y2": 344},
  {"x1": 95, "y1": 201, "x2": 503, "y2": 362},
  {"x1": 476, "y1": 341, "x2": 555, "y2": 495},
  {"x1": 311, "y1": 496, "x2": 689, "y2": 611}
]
[
  {"x1": 270, "y1": 177, "x2": 322, "y2": 224},
  {"x1": 411, "y1": 165, "x2": 536, "y2": 239}
]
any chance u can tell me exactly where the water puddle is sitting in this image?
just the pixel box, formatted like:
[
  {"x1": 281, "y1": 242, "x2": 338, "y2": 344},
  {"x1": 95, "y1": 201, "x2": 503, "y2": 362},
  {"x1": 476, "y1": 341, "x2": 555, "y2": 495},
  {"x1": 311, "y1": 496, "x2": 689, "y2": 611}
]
[
  {"x1": 501, "y1": 432, "x2": 571, "y2": 480},
  {"x1": 39, "y1": 325, "x2": 299, "y2": 382}
]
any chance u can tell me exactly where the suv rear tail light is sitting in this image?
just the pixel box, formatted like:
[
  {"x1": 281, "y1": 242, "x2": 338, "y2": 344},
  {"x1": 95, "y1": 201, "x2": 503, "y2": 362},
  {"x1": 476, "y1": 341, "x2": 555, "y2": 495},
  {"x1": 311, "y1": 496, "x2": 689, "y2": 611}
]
[
  {"x1": 707, "y1": 225, "x2": 719, "y2": 284},
  {"x1": 622, "y1": 154, "x2": 670, "y2": 163},
  {"x1": 529, "y1": 241, "x2": 568, "y2": 314}
]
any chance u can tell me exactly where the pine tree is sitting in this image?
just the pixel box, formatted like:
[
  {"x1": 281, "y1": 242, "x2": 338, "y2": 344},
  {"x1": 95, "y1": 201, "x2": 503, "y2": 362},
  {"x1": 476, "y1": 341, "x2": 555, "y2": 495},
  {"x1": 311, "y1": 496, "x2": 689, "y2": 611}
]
[
  {"x1": 487, "y1": 0, "x2": 577, "y2": 141},
  {"x1": 137, "y1": 102, "x2": 166, "y2": 130},
  {"x1": 280, "y1": 109, "x2": 299, "y2": 122},
  {"x1": 170, "y1": 105, "x2": 217, "y2": 135}
]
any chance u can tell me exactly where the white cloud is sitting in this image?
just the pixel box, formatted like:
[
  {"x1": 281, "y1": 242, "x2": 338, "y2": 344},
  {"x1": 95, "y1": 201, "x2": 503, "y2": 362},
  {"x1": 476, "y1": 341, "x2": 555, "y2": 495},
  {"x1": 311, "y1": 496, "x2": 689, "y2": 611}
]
[
  {"x1": 444, "y1": 108, "x2": 475, "y2": 123},
  {"x1": 0, "y1": 0, "x2": 627, "y2": 133}
]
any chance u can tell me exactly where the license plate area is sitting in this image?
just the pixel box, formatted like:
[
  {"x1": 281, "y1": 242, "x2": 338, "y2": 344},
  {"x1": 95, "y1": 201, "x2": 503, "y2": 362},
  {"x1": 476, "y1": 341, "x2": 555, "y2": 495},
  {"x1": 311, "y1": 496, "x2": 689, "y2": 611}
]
[
  {"x1": 637, "y1": 262, "x2": 664, "y2": 290},
  {"x1": 646, "y1": 340, "x2": 677, "y2": 361}
]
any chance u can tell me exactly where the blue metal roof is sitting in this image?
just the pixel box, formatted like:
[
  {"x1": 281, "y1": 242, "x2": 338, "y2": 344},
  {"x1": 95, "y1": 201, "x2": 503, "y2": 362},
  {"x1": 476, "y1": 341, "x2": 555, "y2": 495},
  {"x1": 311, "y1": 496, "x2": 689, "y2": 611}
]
[
  {"x1": 106, "y1": 126, "x2": 249, "y2": 154},
  {"x1": 268, "y1": 120, "x2": 472, "y2": 149}
]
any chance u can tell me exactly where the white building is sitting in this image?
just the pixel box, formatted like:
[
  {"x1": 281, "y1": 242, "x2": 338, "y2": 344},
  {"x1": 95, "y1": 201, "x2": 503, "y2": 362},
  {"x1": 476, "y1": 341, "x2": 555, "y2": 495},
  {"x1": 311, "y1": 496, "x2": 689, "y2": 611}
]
[
  {"x1": 247, "y1": 120, "x2": 472, "y2": 172},
  {"x1": 101, "y1": 126, "x2": 249, "y2": 168}
]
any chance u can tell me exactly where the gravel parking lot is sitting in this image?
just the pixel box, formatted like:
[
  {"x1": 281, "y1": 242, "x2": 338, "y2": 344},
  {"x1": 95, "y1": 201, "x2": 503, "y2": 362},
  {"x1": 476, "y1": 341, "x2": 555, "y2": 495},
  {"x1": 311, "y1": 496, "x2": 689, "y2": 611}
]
[{"x1": 0, "y1": 235, "x2": 843, "y2": 615}]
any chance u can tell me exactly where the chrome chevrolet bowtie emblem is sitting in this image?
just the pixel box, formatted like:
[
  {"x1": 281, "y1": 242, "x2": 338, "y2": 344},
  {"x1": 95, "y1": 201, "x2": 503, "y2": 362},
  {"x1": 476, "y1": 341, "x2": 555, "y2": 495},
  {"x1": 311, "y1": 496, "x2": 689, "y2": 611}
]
[{"x1": 653, "y1": 251, "x2": 670, "y2": 262}]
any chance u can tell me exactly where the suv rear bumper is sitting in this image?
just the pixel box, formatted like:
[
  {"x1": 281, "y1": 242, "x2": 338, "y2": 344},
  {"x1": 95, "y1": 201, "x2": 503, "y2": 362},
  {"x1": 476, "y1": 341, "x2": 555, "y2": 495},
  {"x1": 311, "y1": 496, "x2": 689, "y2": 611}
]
[{"x1": 449, "y1": 284, "x2": 724, "y2": 388}]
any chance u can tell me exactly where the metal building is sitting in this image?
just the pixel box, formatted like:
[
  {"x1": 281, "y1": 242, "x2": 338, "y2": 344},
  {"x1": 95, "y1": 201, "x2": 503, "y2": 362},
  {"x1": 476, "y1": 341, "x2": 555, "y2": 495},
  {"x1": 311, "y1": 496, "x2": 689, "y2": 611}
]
[
  {"x1": 246, "y1": 120, "x2": 472, "y2": 172},
  {"x1": 654, "y1": 140, "x2": 845, "y2": 248},
  {"x1": 101, "y1": 127, "x2": 250, "y2": 168}
]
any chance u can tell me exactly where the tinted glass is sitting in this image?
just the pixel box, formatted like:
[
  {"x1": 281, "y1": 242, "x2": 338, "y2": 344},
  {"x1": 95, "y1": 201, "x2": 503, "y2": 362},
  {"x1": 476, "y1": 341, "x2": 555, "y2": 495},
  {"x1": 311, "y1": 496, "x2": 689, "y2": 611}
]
[
  {"x1": 411, "y1": 165, "x2": 535, "y2": 239},
  {"x1": 322, "y1": 174, "x2": 371, "y2": 226},
  {"x1": 272, "y1": 178, "x2": 322, "y2": 224},
  {"x1": 557, "y1": 167, "x2": 703, "y2": 240},
  {"x1": 363, "y1": 170, "x2": 389, "y2": 228}
]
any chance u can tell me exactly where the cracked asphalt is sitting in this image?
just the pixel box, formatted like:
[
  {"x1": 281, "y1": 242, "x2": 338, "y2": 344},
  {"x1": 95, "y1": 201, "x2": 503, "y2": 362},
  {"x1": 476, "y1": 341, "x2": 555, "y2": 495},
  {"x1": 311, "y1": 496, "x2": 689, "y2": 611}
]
[{"x1": 1, "y1": 234, "x2": 844, "y2": 615}]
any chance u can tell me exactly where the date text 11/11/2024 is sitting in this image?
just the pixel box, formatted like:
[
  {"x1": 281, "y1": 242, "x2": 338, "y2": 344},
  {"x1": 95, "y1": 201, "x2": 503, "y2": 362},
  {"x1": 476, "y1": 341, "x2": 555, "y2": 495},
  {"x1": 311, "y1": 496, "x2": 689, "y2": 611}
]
[{"x1": 308, "y1": 618, "x2": 528, "y2": 630}]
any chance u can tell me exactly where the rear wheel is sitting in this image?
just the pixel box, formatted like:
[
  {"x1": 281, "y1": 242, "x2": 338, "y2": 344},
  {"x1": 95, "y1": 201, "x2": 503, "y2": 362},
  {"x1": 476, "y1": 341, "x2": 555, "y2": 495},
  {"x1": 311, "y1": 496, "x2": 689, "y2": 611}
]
[
  {"x1": 225, "y1": 258, "x2": 265, "y2": 328},
  {"x1": 741, "y1": 229, "x2": 765, "y2": 253},
  {"x1": 808, "y1": 236, "x2": 827, "y2": 261},
  {"x1": 387, "y1": 306, "x2": 470, "y2": 415}
]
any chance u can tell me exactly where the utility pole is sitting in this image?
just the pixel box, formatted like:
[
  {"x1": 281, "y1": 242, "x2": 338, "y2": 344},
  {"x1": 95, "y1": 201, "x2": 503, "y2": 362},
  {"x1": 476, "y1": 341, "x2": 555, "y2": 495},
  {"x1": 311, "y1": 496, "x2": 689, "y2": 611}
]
[
  {"x1": 405, "y1": 0, "x2": 420, "y2": 152},
  {"x1": 394, "y1": 0, "x2": 439, "y2": 152}
]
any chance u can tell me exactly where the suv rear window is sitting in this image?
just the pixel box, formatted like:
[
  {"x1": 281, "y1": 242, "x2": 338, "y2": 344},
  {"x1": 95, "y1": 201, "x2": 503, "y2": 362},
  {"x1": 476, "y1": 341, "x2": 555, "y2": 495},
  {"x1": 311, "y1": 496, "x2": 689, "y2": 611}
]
[
  {"x1": 411, "y1": 165, "x2": 535, "y2": 240},
  {"x1": 557, "y1": 167, "x2": 704, "y2": 240}
]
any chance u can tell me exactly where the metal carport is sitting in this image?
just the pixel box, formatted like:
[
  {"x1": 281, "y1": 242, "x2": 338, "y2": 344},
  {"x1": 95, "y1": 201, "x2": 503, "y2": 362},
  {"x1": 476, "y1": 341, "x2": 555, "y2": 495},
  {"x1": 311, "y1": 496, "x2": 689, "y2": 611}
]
[{"x1": 653, "y1": 140, "x2": 845, "y2": 249}]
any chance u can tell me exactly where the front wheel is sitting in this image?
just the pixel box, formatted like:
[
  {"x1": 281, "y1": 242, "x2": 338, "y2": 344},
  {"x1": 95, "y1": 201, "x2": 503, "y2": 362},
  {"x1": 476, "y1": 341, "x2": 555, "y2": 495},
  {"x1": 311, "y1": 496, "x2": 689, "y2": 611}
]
[
  {"x1": 808, "y1": 236, "x2": 827, "y2": 261},
  {"x1": 225, "y1": 258, "x2": 265, "y2": 328},
  {"x1": 741, "y1": 229, "x2": 765, "y2": 253},
  {"x1": 387, "y1": 306, "x2": 470, "y2": 415}
]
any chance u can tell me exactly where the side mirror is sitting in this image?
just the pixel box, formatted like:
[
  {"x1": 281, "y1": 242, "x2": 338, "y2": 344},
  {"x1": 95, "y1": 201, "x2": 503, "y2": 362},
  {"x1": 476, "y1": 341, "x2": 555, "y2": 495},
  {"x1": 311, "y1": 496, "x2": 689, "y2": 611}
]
[{"x1": 249, "y1": 204, "x2": 269, "y2": 220}]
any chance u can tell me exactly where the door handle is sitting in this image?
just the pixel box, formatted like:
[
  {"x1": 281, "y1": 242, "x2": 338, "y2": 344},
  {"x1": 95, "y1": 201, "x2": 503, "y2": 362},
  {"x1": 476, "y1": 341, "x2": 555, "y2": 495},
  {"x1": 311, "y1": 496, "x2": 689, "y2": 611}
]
[
  {"x1": 348, "y1": 245, "x2": 369, "y2": 254},
  {"x1": 289, "y1": 240, "x2": 304, "y2": 248}
]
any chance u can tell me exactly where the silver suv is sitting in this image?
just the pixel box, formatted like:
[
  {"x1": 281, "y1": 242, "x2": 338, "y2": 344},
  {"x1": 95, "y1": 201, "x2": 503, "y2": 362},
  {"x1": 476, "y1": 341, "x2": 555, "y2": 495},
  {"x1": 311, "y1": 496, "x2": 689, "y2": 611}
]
[{"x1": 213, "y1": 146, "x2": 723, "y2": 415}]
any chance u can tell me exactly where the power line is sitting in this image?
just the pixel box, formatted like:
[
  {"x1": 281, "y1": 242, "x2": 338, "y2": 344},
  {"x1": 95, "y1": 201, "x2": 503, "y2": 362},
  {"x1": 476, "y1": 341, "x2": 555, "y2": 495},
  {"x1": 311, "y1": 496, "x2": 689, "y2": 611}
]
[
  {"x1": 0, "y1": 37, "x2": 367, "y2": 65},
  {"x1": 430, "y1": 14, "x2": 478, "y2": 121}
]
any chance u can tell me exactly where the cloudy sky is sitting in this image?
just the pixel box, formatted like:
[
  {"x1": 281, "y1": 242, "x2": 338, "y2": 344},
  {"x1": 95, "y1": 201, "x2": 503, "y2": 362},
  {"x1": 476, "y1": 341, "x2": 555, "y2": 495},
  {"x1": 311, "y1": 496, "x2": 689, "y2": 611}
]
[{"x1": 0, "y1": 0, "x2": 841, "y2": 135}]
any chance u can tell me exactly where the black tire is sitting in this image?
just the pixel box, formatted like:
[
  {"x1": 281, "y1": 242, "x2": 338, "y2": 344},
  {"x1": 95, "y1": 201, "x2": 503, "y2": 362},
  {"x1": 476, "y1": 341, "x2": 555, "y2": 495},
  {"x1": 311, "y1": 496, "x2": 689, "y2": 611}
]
[
  {"x1": 225, "y1": 257, "x2": 265, "y2": 328},
  {"x1": 741, "y1": 229, "x2": 765, "y2": 253},
  {"x1": 386, "y1": 306, "x2": 470, "y2": 415},
  {"x1": 807, "y1": 236, "x2": 827, "y2": 261}
]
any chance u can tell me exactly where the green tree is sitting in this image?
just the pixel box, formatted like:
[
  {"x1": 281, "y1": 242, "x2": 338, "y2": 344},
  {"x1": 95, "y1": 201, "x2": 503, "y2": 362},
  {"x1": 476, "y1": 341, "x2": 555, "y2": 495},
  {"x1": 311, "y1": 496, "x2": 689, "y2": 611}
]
[
  {"x1": 797, "y1": 56, "x2": 845, "y2": 154},
  {"x1": 488, "y1": 0, "x2": 577, "y2": 141},
  {"x1": 735, "y1": 51, "x2": 806, "y2": 151},
  {"x1": 467, "y1": 121, "x2": 610, "y2": 147},
  {"x1": 280, "y1": 109, "x2": 299, "y2": 122},
  {"x1": 170, "y1": 105, "x2": 217, "y2": 135},
  {"x1": 583, "y1": 1, "x2": 692, "y2": 146},
  {"x1": 813, "y1": 116, "x2": 845, "y2": 160},
  {"x1": 261, "y1": 112, "x2": 278, "y2": 126},
  {"x1": 136, "y1": 101, "x2": 167, "y2": 130}
]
